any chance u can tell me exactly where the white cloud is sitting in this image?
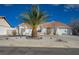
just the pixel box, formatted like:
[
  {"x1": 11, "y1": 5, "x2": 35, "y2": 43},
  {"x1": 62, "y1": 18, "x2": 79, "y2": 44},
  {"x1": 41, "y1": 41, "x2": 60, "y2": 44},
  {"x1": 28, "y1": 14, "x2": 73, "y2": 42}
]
[
  {"x1": 63, "y1": 4, "x2": 79, "y2": 12},
  {"x1": 64, "y1": 4, "x2": 79, "y2": 9}
]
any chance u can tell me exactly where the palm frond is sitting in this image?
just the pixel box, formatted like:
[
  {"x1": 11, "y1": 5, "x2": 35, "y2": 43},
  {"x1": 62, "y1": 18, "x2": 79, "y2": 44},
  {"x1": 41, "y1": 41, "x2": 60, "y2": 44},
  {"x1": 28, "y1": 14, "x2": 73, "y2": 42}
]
[{"x1": 19, "y1": 5, "x2": 49, "y2": 27}]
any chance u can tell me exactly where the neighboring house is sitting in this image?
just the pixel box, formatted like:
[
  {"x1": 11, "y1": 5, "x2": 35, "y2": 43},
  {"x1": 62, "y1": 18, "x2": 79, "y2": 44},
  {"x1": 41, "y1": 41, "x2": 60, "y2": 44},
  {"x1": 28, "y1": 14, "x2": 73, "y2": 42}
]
[
  {"x1": 0, "y1": 17, "x2": 32, "y2": 36},
  {"x1": 39, "y1": 21, "x2": 72, "y2": 35},
  {"x1": 0, "y1": 16, "x2": 17, "y2": 36},
  {"x1": 0, "y1": 16, "x2": 31, "y2": 36},
  {"x1": 0, "y1": 16, "x2": 12, "y2": 35}
]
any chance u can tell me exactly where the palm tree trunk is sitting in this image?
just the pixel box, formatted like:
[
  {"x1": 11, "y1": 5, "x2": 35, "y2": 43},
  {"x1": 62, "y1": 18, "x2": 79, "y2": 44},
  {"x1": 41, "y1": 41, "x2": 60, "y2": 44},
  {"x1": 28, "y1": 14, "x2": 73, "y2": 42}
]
[{"x1": 32, "y1": 26, "x2": 37, "y2": 38}]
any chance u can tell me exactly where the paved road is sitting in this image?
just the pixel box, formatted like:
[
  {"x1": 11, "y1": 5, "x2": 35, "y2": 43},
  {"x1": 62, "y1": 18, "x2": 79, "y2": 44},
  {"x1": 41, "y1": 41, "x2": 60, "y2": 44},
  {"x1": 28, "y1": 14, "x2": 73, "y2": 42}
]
[{"x1": 0, "y1": 47, "x2": 79, "y2": 55}]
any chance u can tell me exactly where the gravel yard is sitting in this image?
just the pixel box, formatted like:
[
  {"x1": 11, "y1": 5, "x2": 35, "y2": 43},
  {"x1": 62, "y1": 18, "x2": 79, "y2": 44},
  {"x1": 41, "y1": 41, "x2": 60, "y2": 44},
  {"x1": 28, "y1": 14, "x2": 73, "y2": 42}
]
[{"x1": 0, "y1": 35, "x2": 79, "y2": 48}]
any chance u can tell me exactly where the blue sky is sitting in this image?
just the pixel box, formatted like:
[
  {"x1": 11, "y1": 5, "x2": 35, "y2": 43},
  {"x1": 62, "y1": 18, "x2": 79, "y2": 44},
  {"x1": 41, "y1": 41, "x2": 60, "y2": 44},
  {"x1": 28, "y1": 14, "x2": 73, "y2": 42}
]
[{"x1": 0, "y1": 4, "x2": 79, "y2": 27}]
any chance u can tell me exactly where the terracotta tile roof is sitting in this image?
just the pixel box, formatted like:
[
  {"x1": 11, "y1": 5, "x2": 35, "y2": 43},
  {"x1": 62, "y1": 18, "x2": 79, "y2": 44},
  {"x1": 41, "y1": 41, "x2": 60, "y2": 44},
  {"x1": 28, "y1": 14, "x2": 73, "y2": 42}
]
[
  {"x1": 41, "y1": 21, "x2": 71, "y2": 29},
  {"x1": 51, "y1": 22, "x2": 65, "y2": 26},
  {"x1": 40, "y1": 22, "x2": 52, "y2": 28},
  {"x1": 20, "y1": 21, "x2": 71, "y2": 29}
]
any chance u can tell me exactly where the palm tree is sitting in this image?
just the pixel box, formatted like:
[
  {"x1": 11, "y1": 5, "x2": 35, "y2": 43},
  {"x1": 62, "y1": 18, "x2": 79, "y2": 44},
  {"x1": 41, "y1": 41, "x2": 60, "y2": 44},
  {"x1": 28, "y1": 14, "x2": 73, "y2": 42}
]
[{"x1": 19, "y1": 5, "x2": 49, "y2": 38}]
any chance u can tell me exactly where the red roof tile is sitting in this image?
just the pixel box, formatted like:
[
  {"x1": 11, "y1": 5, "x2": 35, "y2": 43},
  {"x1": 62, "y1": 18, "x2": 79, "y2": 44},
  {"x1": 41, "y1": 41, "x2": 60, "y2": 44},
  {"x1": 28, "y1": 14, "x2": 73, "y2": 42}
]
[{"x1": 41, "y1": 21, "x2": 71, "y2": 29}]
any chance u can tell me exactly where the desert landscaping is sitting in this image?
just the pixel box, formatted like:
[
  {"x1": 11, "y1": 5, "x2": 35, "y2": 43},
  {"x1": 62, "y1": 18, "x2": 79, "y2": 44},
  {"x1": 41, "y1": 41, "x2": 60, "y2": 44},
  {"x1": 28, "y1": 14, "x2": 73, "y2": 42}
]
[{"x1": 0, "y1": 35, "x2": 79, "y2": 48}]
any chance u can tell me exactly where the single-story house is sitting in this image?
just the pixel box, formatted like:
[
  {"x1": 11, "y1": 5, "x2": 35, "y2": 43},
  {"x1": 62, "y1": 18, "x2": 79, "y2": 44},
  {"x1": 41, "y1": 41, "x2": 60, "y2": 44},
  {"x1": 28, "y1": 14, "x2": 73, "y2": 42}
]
[
  {"x1": 14, "y1": 21, "x2": 72, "y2": 36},
  {"x1": 11, "y1": 21, "x2": 72, "y2": 36},
  {"x1": 39, "y1": 21, "x2": 72, "y2": 35}
]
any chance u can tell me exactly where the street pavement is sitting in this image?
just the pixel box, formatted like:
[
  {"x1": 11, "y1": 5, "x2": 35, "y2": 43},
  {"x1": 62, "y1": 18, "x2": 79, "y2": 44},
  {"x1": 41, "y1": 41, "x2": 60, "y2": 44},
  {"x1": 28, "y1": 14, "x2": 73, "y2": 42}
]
[{"x1": 0, "y1": 47, "x2": 79, "y2": 55}]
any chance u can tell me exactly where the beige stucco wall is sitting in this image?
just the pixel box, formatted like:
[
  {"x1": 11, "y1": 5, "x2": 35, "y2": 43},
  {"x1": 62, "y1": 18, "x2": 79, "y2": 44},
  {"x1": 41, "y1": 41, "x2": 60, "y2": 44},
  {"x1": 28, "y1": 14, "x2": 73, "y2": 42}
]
[
  {"x1": 56, "y1": 28, "x2": 72, "y2": 35},
  {"x1": 0, "y1": 17, "x2": 11, "y2": 35},
  {"x1": 0, "y1": 26, "x2": 10, "y2": 35},
  {"x1": 0, "y1": 18, "x2": 10, "y2": 27}
]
